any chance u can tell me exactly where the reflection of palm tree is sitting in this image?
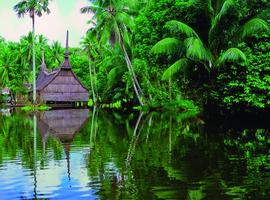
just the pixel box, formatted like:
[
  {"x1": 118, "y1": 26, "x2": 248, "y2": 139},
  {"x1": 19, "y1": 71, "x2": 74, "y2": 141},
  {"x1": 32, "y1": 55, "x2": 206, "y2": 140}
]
[
  {"x1": 33, "y1": 113, "x2": 37, "y2": 198},
  {"x1": 89, "y1": 106, "x2": 99, "y2": 149},
  {"x1": 90, "y1": 106, "x2": 97, "y2": 148},
  {"x1": 145, "y1": 114, "x2": 153, "y2": 144},
  {"x1": 14, "y1": 0, "x2": 51, "y2": 103},
  {"x1": 125, "y1": 112, "x2": 144, "y2": 167}
]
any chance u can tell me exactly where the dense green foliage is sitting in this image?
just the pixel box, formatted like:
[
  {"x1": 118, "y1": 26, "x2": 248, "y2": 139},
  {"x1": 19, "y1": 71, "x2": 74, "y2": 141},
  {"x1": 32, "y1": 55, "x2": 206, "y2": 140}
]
[
  {"x1": 0, "y1": 0, "x2": 269, "y2": 111},
  {"x1": 208, "y1": 33, "x2": 270, "y2": 109}
]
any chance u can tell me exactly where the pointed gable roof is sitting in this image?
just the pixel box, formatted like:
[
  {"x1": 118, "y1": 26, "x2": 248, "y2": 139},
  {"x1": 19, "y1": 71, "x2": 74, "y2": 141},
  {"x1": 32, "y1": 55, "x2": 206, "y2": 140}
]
[{"x1": 36, "y1": 31, "x2": 88, "y2": 93}]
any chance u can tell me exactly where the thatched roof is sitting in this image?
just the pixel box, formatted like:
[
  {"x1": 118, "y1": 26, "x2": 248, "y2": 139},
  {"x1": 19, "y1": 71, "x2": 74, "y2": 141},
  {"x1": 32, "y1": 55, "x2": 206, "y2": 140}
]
[
  {"x1": 35, "y1": 31, "x2": 89, "y2": 102},
  {"x1": 36, "y1": 69, "x2": 59, "y2": 91}
]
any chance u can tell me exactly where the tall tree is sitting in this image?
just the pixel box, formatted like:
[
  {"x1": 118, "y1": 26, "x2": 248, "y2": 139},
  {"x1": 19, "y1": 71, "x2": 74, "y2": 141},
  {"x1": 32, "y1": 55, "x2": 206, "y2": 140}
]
[
  {"x1": 14, "y1": 0, "x2": 51, "y2": 104},
  {"x1": 81, "y1": 32, "x2": 97, "y2": 103},
  {"x1": 81, "y1": 0, "x2": 145, "y2": 106},
  {"x1": 0, "y1": 46, "x2": 15, "y2": 87},
  {"x1": 50, "y1": 41, "x2": 64, "y2": 68}
]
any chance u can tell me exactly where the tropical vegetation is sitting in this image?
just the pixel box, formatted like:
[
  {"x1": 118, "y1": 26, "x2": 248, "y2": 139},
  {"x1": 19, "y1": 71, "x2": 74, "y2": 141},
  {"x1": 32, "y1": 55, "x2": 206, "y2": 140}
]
[{"x1": 0, "y1": 0, "x2": 269, "y2": 112}]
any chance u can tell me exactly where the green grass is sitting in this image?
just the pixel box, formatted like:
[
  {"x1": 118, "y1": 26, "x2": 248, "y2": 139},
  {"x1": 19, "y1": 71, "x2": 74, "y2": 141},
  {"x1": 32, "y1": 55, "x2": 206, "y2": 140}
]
[{"x1": 21, "y1": 105, "x2": 51, "y2": 111}]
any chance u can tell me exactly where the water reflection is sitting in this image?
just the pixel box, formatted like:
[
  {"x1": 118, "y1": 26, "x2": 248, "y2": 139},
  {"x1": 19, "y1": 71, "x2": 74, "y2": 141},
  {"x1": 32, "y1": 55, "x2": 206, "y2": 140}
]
[
  {"x1": 37, "y1": 109, "x2": 89, "y2": 197},
  {"x1": 0, "y1": 109, "x2": 269, "y2": 199},
  {"x1": 0, "y1": 108, "x2": 13, "y2": 116}
]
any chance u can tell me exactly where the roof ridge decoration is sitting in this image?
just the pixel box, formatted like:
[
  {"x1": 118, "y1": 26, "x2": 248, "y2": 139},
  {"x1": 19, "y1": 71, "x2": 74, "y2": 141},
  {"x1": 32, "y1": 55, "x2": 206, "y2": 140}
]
[{"x1": 61, "y1": 30, "x2": 71, "y2": 69}]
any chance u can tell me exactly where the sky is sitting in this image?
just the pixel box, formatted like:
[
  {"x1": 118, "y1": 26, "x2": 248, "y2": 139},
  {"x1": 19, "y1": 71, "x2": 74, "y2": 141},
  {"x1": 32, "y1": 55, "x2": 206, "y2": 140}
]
[{"x1": 0, "y1": 0, "x2": 94, "y2": 47}]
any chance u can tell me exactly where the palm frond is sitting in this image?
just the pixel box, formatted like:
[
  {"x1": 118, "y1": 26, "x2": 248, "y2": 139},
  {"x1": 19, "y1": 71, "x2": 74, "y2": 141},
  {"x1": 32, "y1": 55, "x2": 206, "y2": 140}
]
[
  {"x1": 241, "y1": 18, "x2": 269, "y2": 38},
  {"x1": 214, "y1": 0, "x2": 235, "y2": 26},
  {"x1": 116, "y1": 12, "x2": 135, "y2": 30},
  {"x1": 80, "y1": 5, "x2": 103, "y2": 14},
  {"x1": 184, "y1": 37, "x2": 211, "y2": 61},
  {"x1": 107, "y1": 66, "x2": 125, "y2": 87},
  {"x1": 151, "y1": 38, "x2": 182, "y2": 55},
  {"x1": 215, "y1": 48, "x2": 246, "y2": 67},
  {"x1": 209, "y1": 0, "x2": 235, "y2": 42},
  {"x1": 99, "y1": 26, "x2": 113, "y2": 44},
  {"x1": 257, "y1": 8, "x2": 270, "y2": 21},
  {"x1": 162, "y1": 58, "x2": 189, "y2": 81},
  {"x1": 164, "y1": 20, "x2": 199, "y2": 38},
  {"x1": 13, "y1": 1, "x2": 28, "y2": 18}
]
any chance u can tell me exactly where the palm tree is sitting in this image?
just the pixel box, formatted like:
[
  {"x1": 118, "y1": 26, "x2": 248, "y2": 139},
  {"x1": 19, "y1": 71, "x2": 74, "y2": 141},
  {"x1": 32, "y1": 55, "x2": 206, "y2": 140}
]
[
  {"x1": 0, "y1": 46, "x2": 15, "y2": 87},
  {"x1": 81, "y1": 0, "x2": 145, "y2": 106},
  {"x1": 36, "y1": 34, "x2": 49, "y2": 65},
  {"x1": 20, "y1": 32, "x2": 34, "y2": 68},
  {"x1": 50, "y1": 41, "x2": 64, "y2": 68},
  {"x1": 81, "y1": 32, "x2": 97, "y2": 104},
  {"x1": 14, "y1": 0, "x2": 51, "y2": 104},
  {"x1": 151, "y1": 0, "x2": 269, "y2": 81}
]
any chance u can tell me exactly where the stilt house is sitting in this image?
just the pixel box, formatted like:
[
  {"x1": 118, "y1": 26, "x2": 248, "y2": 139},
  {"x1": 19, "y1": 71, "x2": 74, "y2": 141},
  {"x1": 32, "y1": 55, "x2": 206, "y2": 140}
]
[{"x1": 35, "y1": 31, "x2": 89, "y2": 106}]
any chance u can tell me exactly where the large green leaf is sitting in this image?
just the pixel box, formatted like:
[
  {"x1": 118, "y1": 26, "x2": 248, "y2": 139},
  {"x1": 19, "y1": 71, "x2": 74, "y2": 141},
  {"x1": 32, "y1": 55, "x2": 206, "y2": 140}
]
[
  {"x1": 209, "y1": 0, "x2": 235, "y2": 43},
  {"x1": 241, "y1": 18, "x2": 269, "y2": 38},
  {"x1": 107, "y1": 66, "x2": 125, "y2": 87},
  {"x1": 184, "y1": 37, "x2": 211, "y2": 61},
  {"x1": 151, "y1": 38, "x2": 182, "y2": 55},
  {"x1": 162, "y1": 58, "x2": 189, "y2": 81},
  {"x1": 165, "y1": 20, "x2": 199, "y2": 38},
  {"x1": 116, "y1": 12, "x2": 135, "y2": 30},
  {"x1": 215, "y1": 48, "x2": 246, "y2": 67},
  {"x1": 213, "y1": 0, "x2": 235, "y2": 27}
]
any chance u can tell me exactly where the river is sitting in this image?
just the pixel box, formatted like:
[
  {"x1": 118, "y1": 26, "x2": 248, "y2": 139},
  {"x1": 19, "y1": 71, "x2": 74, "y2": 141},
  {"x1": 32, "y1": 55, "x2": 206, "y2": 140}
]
[{"x1": 0, "y1": 108, "x2": 269, "y2": 199}]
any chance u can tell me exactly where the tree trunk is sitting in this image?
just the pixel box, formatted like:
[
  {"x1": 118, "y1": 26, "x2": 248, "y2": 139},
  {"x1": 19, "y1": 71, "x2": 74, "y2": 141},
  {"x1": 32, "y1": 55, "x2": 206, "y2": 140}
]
[
  {"x1": 32, "y1": 15, "x2": 36, "y2": 104},
  {"x1": 88, "y1": 55, "x2": 96, "y2": 103},
  {"x1": 118, "y1": 33, "x2": 143, "y2": 95},
  {"x1": 118, "y1": 32, "x2": 144, "y2": 106},
  {"x1": 169, "y1": 77, "x2": 172, "y2": 102},
  {"x1": 90, "y1": 54, "x2": 99, "y2": 100}
]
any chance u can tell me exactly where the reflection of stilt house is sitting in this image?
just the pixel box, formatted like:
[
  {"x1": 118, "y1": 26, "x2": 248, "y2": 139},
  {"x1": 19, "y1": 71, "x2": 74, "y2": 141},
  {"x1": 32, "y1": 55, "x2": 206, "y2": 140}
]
[
  {"x1": 35, "y1": 31, "x2": 89, "y2": 107},
  {"x1": 38, "y1": 109, "x2": 89, "y2": 180},
  {"x1": 38, "y1": 109, "x2": 89, "y2": 143}
]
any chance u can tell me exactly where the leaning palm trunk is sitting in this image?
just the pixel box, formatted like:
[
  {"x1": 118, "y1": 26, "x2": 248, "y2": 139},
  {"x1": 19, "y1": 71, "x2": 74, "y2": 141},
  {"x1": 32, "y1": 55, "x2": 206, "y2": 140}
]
[
  {"x1": 92, "y1": 62, "x2": 99, "y2": 100},
  {"x1": 32, "y1": 14, "x2": 36, "y2": 104},
  {"x1": 118, "y1": 31, "x2": 144, "y2": 106},
  {"x1": 88, "y1": 56, "x2": 96, "y2": 103},
  {"x1": 126, "y1": 112, "x2": 144, "y2": 166},
  {"x1": 169, "y1": 77, "x2": 172, "y2": 102},
  {"x1": 119, "y1": 34, "x2": 144, "y2": 95}
]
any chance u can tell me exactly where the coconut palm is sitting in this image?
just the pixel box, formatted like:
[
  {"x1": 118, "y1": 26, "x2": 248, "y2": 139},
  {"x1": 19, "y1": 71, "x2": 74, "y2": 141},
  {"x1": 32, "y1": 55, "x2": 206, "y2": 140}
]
[
  {"x1": 81, "y1": 31, "x2": 98, "y2": 104},
  {"x1": 50, "y1": 41, "x2": 64, "y2": 68},
  {"x1": 151, "y1": 0, "x2": 269, "y2": 81},
  {"x1": 36, "y1": 34, "x2": 49, "y2": 65},
  {"x1": 20, "y1": 32, "x2": 34, "y2": 68},
  {"x1": 37, "y1": 34, "x2": 48, "y2": 49},
  {"x1": 14, "y1": 0, "x2": 51, "y2": 104},
  {"x1": 81, "y1": 0, "x2": 145, "y2": 106},
  {"x1": 0, "y1": 46, "x2": 15, "y2": 87}
]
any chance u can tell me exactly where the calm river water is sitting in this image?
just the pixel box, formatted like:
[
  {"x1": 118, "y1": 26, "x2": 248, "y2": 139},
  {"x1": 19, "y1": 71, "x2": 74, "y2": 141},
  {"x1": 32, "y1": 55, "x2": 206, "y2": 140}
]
[{"x1": 0, "y1": 108, "x2": 269, "y2": 199}]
